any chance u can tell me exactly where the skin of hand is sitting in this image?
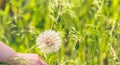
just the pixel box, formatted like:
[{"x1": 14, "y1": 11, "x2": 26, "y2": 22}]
[
  {"x1": 0, "y1": 42, "x2": 47, "y2": 65},
  {"x1": 0, "y1": 42, "x2": 17, "y2": 62},
  {"x1": 18, "y1": 53, "x2": 47, "y2": 65}
]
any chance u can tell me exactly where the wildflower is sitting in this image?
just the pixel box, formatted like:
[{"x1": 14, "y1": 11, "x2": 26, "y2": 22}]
[{"x1": 36, "y1": 30, "x2": 62, "y2": 54}]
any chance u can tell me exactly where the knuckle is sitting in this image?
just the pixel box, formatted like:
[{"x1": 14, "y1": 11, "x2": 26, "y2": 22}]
[{"x1": 32, "y1": 54, "x2": 39, "y2": 57}]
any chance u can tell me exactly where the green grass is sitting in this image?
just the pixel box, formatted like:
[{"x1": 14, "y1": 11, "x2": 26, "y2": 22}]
[{"x1": 0, "y1": 0, "x2": 120, "y2": 65}]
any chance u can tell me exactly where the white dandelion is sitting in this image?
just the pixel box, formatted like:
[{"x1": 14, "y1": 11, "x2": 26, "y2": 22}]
[{"x1": 36, "y1": 30, "x2": 62, "y2": 54}]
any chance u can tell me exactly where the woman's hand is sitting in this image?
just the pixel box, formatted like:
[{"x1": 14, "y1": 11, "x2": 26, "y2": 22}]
[
  {"x1": 0, "y1": 42, "x2": 47, "y2": 65},
  {"x1": 18, "y1": 53, "x2": 47, "y2": 65}
]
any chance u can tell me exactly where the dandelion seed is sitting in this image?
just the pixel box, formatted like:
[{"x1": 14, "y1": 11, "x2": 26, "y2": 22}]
[{"x1": 36, "y1": 30, "x2": 62, "y2": 54}]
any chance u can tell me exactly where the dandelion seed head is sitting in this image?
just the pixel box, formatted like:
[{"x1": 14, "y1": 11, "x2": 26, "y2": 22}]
[{"x1": 36, "y1": 30, "x2": 62, "y2": 54}]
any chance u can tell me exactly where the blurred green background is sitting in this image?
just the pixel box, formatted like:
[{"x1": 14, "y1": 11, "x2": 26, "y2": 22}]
[{"x1": 0, "y1": 0, "x2": 120, "y2": 65}]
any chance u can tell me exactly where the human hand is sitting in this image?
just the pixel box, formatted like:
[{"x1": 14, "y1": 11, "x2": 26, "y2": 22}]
[{"x1": 18, "y1": 53, "x2": 47, "y2": 65}]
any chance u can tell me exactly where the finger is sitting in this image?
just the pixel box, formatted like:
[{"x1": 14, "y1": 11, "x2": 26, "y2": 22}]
[{"x1": 38, "y1": 59, "x2": 47, "y2": 65}]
